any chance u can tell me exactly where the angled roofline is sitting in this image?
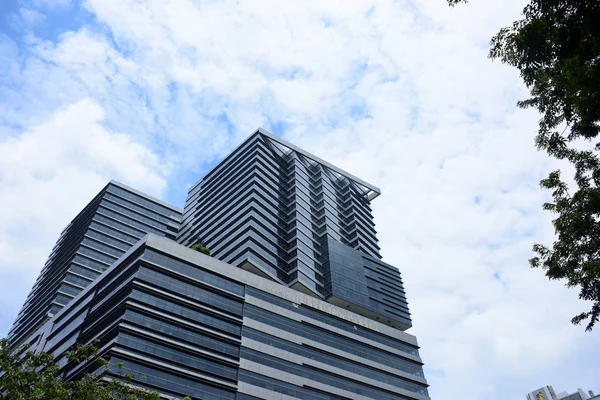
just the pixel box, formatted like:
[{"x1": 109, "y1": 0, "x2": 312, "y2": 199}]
[
  {"x1": 256, "y1": 128, "x2": 381, "y2": 199},
  {"x1": 188, "y1": 128, "x2": 381, "y2": 200},
  {"x1": 109, "y1": 180, "x2": 183, "y2": 214}
]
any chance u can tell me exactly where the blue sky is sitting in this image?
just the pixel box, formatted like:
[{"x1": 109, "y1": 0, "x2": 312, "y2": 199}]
[{"x1": 1, "y1": 0, "x2": 599, "y2": 398}]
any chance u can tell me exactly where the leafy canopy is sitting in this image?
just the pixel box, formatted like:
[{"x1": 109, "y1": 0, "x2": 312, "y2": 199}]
[
  {"x1": 449, "y1": 0, "x2": 600, "y2": 330},
  {"x1": 0, "y1": 339, "x2": 168, "y2": 400},
  {"x1": 191, "y1": 242, "x2": 211, "y2": 256}
]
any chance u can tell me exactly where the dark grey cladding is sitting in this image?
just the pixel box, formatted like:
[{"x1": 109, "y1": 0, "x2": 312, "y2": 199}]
[
  {"x1": 28, "y1": 234, "x2": 428, "y2": 400},
  {"x1": 178, "y1": 128, "x2": 412, "y2": 330},
  {"x1": 7, "y1": 181, "x2": 182, "y2": 347},
  {"x1": 9, "y1": 128, "x2": 428, "y2": 399},
  {"x1": 324, "y1": 238, "x2": 412, "y2": 330}
]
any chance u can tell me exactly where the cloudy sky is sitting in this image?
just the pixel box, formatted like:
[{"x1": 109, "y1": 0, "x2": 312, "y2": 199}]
[{"x1": 1, "y1": 0, "x2": 598, "y2": 398}]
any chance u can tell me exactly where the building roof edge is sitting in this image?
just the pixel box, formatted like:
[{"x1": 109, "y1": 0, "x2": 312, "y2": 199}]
[
  {"x1": 256, "y1": 127, "x2": 381, "y2": 197},
  {"x1": 109, "y1": 180, "x2": 183, "y2": 214}
]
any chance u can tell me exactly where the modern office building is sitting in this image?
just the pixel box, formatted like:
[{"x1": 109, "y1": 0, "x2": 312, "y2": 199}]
[
  {"x1": 178, "y1": 129, "x2": 411, "y2": 330},
  {"x1": 9, "y1": 129, "x2": 430, "y2": 399},
  {"x1": 527, "y1": 386, "x2": 597, "y2": 400},
  {"x1": 7, "y1": 181, "x2": 182, "y2": 348}
]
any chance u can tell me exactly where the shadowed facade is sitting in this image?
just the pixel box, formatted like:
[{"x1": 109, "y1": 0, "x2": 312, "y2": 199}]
[{"x1": 7, "y1": 181, "x2": 182, "y2": 348}]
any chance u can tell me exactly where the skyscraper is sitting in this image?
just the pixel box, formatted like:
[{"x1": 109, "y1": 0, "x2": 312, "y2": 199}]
[
  {"x1": 178, "y1": 129, "x2": 411, "y2": 330},
  {"x1": 7, "y1": 181, "x2": 182, "y2": 348},
  {"x1": 8, "y1": 129, "x2": 429, "y2": 399}
]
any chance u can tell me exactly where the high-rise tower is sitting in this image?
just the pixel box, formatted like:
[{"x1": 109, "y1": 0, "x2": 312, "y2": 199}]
[
  {"x1": 7, "y1": 181, "x2": 182, "y2": 347},
  {"x1": 178, "y1": 129, "x2": 411, "y2": 330},
  {"x1": 7, "y1": 129, "x2": 429, "y2": 400}
]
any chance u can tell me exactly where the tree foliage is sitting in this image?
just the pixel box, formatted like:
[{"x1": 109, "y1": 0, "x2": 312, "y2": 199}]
[
  {"x1": 449, "y1": 0, "x2": 600, "y2": 330},
  {"x1": 191, "y1": 242, "x2": 211, "y2": 256},
  {"x1": 0, "y1": 339, "x2": 163, "y2": 400}
]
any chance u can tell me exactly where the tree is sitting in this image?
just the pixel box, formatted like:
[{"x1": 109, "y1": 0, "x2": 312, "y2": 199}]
[
  {"x1": 449, "y1": 0, "x2": 600, "y2": 330},
  {"x1": 0, "y1": 339, "x2": 165, "y2": 400},
  {"x1": 191, "y1": 242, "x2": 211, "y2": 256}
]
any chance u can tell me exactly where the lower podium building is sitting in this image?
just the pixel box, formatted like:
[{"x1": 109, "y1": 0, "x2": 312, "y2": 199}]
[{"x1": 29, "y1": 235, "x2": 429, "y2": 400}]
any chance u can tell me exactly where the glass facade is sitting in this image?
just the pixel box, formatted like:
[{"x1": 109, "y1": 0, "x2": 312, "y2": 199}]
[
  {"x1": 178, "y1": 129, "x2": 411, "y2": 330},
  {"x1": 10, "y1": 128, "x2": 429, "y2": 399},
  {"x1": 7, "y1": 181, "x2": 182, "y2": 347},
  {"x1": 27, "y1": 236, "x2": 428, "y2": 400}
]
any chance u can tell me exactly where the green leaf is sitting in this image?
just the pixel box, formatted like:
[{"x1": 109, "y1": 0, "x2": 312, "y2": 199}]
[{"x1": 451, "y1": 0, "x2": 600, "y2": 330}]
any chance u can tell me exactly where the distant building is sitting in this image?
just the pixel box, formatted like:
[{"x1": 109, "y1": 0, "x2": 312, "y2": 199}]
[
  {"x1": 179, "y1": 128, "x2": 412, "y2": 330},
  {"x1": 527, "y1": 386, "x2": 597, "y2": 400}
]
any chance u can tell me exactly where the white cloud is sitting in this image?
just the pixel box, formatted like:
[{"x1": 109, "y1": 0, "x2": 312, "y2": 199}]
[
  {"x1": 1, "y1": 0, "x2": 599, "y2": 398},
  {"x1": 0, "y1": 98, "x2": 168, "y2": 332},
  {"x1": 32, "y1": 0, "x2": 72, "y2": 10},
  {"x1": 19, "y1": 8, "x2": 46, "y2": 27}
]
